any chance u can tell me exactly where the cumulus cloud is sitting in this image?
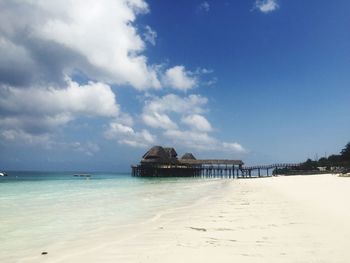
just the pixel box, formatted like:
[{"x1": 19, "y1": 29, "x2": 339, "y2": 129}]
[
  {"x1": 142, "y1": 112, "x2": 178, "y2": 130},
  {"x1": 182, "y1": 114, "x2": 212, "y2": 132},
  {"x1": 0, "y1": 78, "x2": 119, "y2": 139},
  {"x1": 0, "y1": 0, "x2": 208, "y2": 153},
  {"x1": 0, "y1": 37, "x2": 35, "y2": 87},
  {"x1": 104, "y1": 122, "x2": 155, "y2": 148},
  {"x1": 164, "y1": 129, "x2": 246, "y2": 153},
  {"x1": 163, "y1": 66, "x2": 197, "y2": 91},
  {"x1": 222, "y1": 142, "x2": 246, "y2": 153},
  {"x1": 164, "y1": 129, "x2": 216, "y2": 150},
  {"x1": 0, "y1": 1, "x2": 203, "y2": 92},
  {"x1": 141, "y1": 93, "x2": 207, "y2": 131},
  {"x1": 0, "y1": 0, "x2": 245, "y2": 157},
  {"x1": 0, "y1": 0, "x2": 161, "y2": 90},
  {"x1": 0, "y1": 79, "x2": 118, "y2": 117},
  {"x1": 254, "y1": 0, "x2": 279, "y2": 13},
  {"x1": 141, "y1": 94, "x2": 245, "y2": 153}
]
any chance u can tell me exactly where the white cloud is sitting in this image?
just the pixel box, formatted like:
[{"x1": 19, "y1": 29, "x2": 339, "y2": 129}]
[
  {"x1": 0, "y1": 37, "x2": 35, "y2": 86},
  {"x1": 255, "y1": 0, "x2": 279, "y2": 13},
  {"x1": 164, "y1": 129, "x2": 216, "y2": 151},
  {"x1": 222, "y1": 142, "x2": 246, "y2": 153},
  {"x1": 198, "y1": 1, "x2": 210, "y2": 12},
  {"x1": 142, "y1": 112, "x2": 178, "y2": 130},
  {"x1": 143, "y1": 94, "x2": 207, "y2": 116},
  {"x1": 0, "y1": 79, "x2": 118, "y2": 118},
  {"x1": 163, "y1": 129, "x2": 246, "y2": 153},
  {"x1": 182, "y1": 114, "x2": 212, "y2": 132},
  {"x1": 115, "y1": 112, "x2": 134, "y2": 127},
  {"x1": 143, "y1": 25, "x2": 157, "y2": 46},
  {"x1": 0, "y1": 0, "x2": 244, "y2": 156},
  {"x1": 163, "y1": 66, "x2": 197, "y2": 91},
  {"x1": 0, "y1": 129, "x2": 51, "y2": 145},
  {"x1": 0, "y1": 78, "x2": 119, "y2": 138},
  {"x1": 37, "y1": 0, "x2": 162, "y2": 89},
  {"x1": 141, "y1": 93, "x2": 245, "y2": 153},
  {"x1": 142, "y1": 93, "x2": 208, "y2": 130},
  {"x1": 0, "y1": 0, "x2": 162, "y2": 90},
  {"x1": 105, "y1": 122, "x2": 155, "y2": 148},
  {"x1": 0, "y1": 1, "x2": 204, "y2": 92}
]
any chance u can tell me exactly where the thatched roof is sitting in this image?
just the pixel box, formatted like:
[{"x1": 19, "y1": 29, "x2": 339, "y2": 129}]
[
  {"x1": 181, "y1": 153, "x2": 196, "y2": 160},
  {"x1": 179, "y1": 159, "x2": 244, "y2": 165},
  {"x1": 164, "y1": 147, "x2": 177, "y2": 158},
  {"x1": 142, "y1": 146, "x2": 169, "y2": 163}
]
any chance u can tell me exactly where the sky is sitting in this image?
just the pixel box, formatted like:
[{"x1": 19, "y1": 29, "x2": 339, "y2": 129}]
[{"x1": 0, "y1": 0, "x2": 349, "y2": 172}]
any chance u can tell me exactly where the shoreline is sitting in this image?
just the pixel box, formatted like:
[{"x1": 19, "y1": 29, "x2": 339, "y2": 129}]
[{"x1": 22, "y1": 174, "x2": 350, "y2": 263}]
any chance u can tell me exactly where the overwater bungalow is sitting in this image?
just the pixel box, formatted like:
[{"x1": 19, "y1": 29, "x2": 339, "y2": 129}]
[{"x1": 132, "y1": 146, "x2": 244, "y2": 177}]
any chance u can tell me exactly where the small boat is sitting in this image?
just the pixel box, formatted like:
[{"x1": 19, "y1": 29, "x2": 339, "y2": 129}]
[
  {"x1": 0, "y1": 172, "x2": 8, "y2": 177},
  {"x1": 73, "y1": 173, "x2": 91, "y2": 177}
]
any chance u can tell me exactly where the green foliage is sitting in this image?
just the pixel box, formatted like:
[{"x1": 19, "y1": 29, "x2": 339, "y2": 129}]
[
  {"x1": 298, "y1": 142, "x2": 350, "y2": 170},
  {"x1": 341, "y1": 142, "x2": 350, "y2": 161},
  {"x1": 317, "y1": 157, "x2": 329, "y2": 167},
  {"x1": 327, "y1": 155, "x2": 340, "y2": 165},
  {"x1": 300, "y1": 158, "x2": 318, "y2": 170}
]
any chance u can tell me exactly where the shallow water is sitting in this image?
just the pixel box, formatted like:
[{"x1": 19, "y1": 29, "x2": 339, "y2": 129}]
[{"x1": 0, "y1": 171, "x2": 222, "y2": 262}]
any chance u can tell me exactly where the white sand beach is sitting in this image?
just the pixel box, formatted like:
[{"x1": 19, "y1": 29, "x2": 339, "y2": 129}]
[{"x1": 24, "y1": 174, "x2": 350, "y2": 263}]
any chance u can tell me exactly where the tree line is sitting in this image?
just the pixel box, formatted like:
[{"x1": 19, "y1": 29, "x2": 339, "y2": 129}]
[
  {"x1": 276, "y1": 142, "x2": 350, "y2": 174},
  {"x1": 298, "y1": 142, "x2": 350, "y2": 171}
]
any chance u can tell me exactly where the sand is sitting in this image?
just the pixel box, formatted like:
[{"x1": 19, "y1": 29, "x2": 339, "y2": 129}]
[{"x1": 34, "y1": 174, "x2": 350, "y2": 263}]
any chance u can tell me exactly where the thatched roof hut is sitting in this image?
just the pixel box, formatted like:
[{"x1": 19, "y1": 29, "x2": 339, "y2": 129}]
[
  {"x1": 180, "y1": 153, "x2": 196, "y2": 160},
  {"x1": 141, "y1": 146, "x2": 179, "y2": 164}
]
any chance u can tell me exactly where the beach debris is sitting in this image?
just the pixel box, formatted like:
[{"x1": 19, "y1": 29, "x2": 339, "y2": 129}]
[
  {"x1": 189, "y1": 227, "x2": 207, "y2": 232},
  {"x1": 41, "y1": 252, "x2": 48, "y2": 255}
]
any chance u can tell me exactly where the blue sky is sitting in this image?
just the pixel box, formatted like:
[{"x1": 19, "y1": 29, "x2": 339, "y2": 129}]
[{"x1": 0, "y1": 0, "x2": 349, "y2": 171}]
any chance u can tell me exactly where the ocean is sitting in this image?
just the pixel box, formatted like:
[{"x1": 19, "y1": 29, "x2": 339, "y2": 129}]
[{"x1": 0, "y1": 171, "x2": 223, "y2": 262}]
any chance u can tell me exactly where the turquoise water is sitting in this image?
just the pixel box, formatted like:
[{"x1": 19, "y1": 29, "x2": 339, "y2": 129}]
[{"x1": 0, "y1": 171, "x2": 222, "y2": 262}]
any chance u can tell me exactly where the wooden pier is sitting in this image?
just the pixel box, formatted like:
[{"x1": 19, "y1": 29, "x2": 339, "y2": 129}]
[
  {"x1": 132, "y1": 162, "x2": 300, "y2": 178},
  {"x1": 239, "y1": 163, "x2": 300, "y2": 178}
]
